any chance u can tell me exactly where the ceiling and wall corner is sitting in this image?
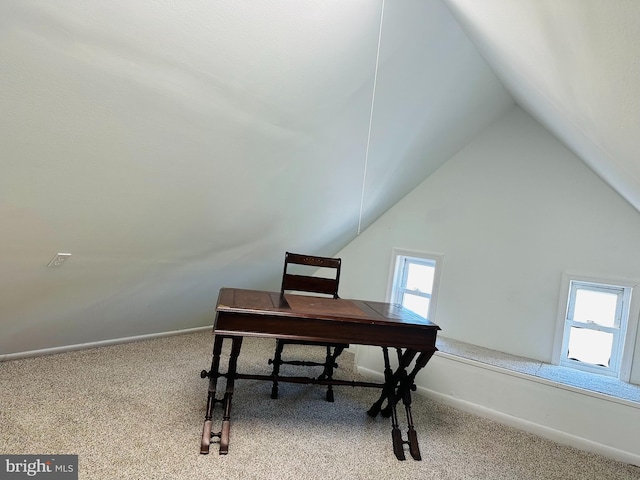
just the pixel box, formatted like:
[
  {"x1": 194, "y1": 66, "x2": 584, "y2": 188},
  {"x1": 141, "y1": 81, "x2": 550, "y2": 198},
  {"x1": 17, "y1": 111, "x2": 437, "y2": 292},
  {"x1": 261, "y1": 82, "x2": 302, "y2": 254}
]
[{"x1": 442, "y1": 0, "x2": 640, "y2": 213}]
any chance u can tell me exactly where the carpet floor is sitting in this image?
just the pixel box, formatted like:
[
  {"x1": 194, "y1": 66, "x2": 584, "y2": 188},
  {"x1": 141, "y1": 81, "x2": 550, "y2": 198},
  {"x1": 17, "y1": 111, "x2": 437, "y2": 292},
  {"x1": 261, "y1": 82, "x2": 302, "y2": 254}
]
[{"x1": 1, "y1": 331, "x2": 638, "y2": 479}]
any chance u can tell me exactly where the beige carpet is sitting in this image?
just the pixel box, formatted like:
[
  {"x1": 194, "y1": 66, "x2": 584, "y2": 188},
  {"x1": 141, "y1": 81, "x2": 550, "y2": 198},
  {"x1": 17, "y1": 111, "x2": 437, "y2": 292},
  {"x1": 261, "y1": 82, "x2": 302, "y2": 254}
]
[{"x1": 1, "y1": 331, "x2": 638, "y2": 480}]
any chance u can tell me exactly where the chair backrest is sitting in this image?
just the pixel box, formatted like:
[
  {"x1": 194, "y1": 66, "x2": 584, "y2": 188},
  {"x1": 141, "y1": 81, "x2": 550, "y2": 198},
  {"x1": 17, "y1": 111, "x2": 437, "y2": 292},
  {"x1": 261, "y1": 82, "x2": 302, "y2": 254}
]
[{"x1": 280, "y1": 252, "x2": 341, "y2": 299}]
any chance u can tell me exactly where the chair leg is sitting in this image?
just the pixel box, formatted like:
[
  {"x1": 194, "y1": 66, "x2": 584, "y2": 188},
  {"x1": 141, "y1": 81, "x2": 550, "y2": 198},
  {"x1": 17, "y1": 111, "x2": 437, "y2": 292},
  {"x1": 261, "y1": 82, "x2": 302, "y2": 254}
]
[
  {"x1": 321, "y1": 345, "x2": 345, "y2": 402},
  {"x1": 270, "y1": 339, "x2": 285, "y2": 399},
  {"x1": 324, "y1": 346, "x2": 335, "y2": 402},
  {"x1": 270, "y1": 341, "x2": 346, "y2": 402}
]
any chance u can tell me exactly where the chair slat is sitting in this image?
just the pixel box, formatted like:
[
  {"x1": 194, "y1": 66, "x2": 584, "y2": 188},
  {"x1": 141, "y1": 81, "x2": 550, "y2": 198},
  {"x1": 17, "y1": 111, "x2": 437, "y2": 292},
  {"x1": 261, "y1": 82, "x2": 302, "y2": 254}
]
[{"x1": 281, "y1": 251, "x2": 341, "y2": 298}]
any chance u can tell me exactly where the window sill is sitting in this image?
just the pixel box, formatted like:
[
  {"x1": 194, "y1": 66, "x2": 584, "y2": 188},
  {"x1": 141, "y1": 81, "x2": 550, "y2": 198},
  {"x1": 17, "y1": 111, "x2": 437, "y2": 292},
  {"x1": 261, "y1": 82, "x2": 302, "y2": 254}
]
[{"x1": 435, "y1": 337, "x2": 640, "y2": 406}]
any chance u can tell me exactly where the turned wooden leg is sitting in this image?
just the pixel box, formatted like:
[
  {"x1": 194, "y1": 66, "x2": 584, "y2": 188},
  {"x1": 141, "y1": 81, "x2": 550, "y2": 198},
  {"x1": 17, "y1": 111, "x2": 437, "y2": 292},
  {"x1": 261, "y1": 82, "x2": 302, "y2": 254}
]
[
  {"x1": 269, "y1": 339, "x2": 285, "y2": 399},
  {"x1": 400, "y1": 365, "x2": 420, "y2": 461},
  {"x1": 390, "y1": 395, "x2": 405, "y2": 461},
  {"x1": 200, "y1": 335, "x2": 224, "y2": 454},
  {"x1": 219, "y1": 393, "x2": 232, "y2": 454},
  {"x1": 218, "y1": 336, "x2": 243, "y2": 455},
  {"x1": 367, "y1": 347, "x2": 394, "y2": 417},
  {"x1": 323, "y1": 345, "x2": 345, "y2": 402},
  {"x1": 200, "y1": 420, "x2": 213, "y2": 455}
]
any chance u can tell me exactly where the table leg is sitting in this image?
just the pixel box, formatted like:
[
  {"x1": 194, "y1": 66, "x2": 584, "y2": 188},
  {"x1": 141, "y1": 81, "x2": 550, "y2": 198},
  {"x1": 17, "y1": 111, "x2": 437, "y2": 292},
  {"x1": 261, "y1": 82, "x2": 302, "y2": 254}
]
[
  {"x1": 219, "y1": 336, "x2": 243, "y2": 454},
  {"x1": 367, "y1": 348, "x2": 416, "y2": 418},
  {"x1": 390, "y1": 348, "x2": 409, "y2": 461},
  {"x1": 390, "y1": 389, "x2": 405, "y2": 460},
  {"x1": 319, "y1": 345, "x2": 345, "y2": 403},
  {"x1": 200, "y1": 335, "x2": 224, "y2": 454},
  {"x1": 397, "y1": 349, "x2": 436, "y2": 461},
  {"x1": 399, "y1": 355, "x2": 419, "y2": 460},
  {"x1": 269, "y1": 339, "x2": 285, "y2": 399},
  {"x1": 367, "y1": 347, "x2": 436, "y2": 461},
  {"x1": 366, "y1": 347, "x2": 406, "y2": 460},
  {"x1": 367, "y1": 347, "x2": 394, "y2": 418}
]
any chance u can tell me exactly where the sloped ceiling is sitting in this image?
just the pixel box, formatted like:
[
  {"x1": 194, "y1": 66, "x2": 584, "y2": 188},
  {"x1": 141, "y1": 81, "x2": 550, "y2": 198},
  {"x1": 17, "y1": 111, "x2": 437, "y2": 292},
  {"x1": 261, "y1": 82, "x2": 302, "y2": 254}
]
[
  {"x1": 0, "y1": 0, "x2": 513, "y2": 354},
  {"x1": 443, "y1": 0, "x2": 640, "y2": 212}
]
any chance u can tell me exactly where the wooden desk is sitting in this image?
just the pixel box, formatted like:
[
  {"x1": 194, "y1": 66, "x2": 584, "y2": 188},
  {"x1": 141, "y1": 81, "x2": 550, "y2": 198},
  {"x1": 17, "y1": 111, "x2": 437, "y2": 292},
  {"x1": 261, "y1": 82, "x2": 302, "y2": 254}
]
[{"x1": 200, "y1": 288, "x2": 440, "y2": 460}]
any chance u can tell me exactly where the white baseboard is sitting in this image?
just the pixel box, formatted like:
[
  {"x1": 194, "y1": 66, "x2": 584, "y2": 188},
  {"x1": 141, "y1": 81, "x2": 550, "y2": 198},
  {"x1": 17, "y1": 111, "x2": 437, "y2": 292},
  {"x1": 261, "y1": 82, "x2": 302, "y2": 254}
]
[
  {"x1": 419, "y1": 385, "x2": 640, "y2": 467},
  {"x1": 357, "y1": 365, "x2": 640, "y2": 467},
  {"x1": 0, "y1": 326, "x2": 212, "y2": 362}
]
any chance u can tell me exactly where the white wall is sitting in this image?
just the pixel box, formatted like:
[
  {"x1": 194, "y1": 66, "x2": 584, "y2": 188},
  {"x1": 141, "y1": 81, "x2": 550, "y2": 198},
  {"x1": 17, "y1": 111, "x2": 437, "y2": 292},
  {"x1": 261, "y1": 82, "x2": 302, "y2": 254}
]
[
  {"x1": 338, "y1": 105, "x2": 640, "y2": 383},
  {"x1": 336, "y1": 105, "x2": 640, "y2": 463},
  {"x1": 0, "y1": 0, "x2": 512, "y2": 356}
]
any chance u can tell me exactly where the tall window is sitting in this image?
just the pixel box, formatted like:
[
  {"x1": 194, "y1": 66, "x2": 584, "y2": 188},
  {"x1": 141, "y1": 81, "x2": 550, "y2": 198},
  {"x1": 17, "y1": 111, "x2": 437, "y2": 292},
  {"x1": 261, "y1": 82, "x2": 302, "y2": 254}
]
[
  {"x1": 388, "y1": 250, "x2": 443, "y2": 322},
  {"x1": 553, "y1": 275, "x2": 639, "y2": 381}
]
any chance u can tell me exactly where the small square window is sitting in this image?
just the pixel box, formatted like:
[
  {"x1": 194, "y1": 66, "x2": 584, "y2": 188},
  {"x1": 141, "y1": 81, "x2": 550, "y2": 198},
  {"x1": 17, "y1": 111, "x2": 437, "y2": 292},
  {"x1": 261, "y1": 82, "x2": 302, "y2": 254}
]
[
  {"x1": 553, "y1": 276, "x2": 639, "y2": 380},
  {"x1": 387, "y1": 250, "x2": 443, "y2": 322}
]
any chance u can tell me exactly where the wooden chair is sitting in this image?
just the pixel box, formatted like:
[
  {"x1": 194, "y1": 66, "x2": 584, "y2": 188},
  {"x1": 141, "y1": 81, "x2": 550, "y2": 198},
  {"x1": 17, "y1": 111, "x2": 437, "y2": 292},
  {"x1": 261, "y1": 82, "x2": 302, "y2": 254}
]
[{"x1": 268, "y1": 252, "x2": 348, "y2": 402}]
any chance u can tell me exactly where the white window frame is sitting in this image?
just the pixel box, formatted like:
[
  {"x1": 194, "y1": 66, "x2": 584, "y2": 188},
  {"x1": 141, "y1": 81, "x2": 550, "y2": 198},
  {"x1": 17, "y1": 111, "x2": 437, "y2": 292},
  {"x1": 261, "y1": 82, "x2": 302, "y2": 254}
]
[
  {"x1": 386, "y1": 248, "x2": 443, "y2": 322},
  {"x1": 552, "y1": 273, "x2": 640, "y2": 381}
]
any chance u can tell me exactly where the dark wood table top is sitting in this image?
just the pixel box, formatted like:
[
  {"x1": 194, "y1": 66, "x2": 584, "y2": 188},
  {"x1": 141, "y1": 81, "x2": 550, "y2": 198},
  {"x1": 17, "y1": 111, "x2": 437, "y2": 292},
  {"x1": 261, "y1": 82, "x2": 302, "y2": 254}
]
[{"x1": 213, "y1": 288, "x2": 440, "y2": 351}]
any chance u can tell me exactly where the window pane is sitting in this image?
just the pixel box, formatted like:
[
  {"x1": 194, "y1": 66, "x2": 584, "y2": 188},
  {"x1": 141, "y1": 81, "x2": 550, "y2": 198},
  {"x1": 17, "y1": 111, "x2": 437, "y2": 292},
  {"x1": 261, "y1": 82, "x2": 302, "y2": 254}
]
[
  {"x1": 573, "y1": 289, "x2": 618, "y2": 327},
  {"x1": 401, "y1": 293, "x2": 430, "y2": 319},
  {"x1": 405, "y1": 263, "x2": 435, "y2": 293},
  {"x1": 567, "y1": 326, "x2": 613, "y2": 367}
]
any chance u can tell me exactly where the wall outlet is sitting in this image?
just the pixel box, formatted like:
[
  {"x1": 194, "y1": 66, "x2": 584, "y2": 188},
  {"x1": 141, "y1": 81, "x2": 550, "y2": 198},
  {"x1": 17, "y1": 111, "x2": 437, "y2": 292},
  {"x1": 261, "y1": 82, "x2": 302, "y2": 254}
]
[{"x1": 47, "y1": 253, "x2": 72, "y2": 267}]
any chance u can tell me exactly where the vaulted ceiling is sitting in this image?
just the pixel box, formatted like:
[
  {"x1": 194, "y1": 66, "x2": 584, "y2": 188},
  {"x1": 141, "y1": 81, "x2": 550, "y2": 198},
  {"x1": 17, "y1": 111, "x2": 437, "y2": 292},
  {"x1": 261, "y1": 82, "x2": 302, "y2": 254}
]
[
  {"x1": 444, "y1": 0, "x2": 640, "y2": 211},
  {"x1": 1, "y1": 0, "x2": 637, "y2": 354}
]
